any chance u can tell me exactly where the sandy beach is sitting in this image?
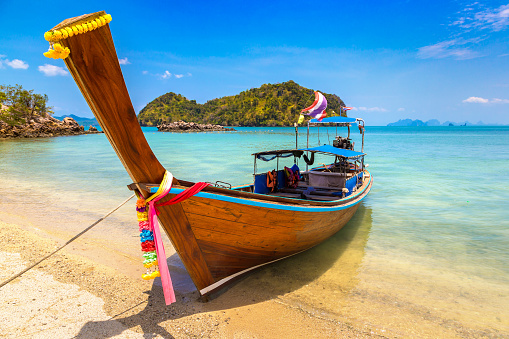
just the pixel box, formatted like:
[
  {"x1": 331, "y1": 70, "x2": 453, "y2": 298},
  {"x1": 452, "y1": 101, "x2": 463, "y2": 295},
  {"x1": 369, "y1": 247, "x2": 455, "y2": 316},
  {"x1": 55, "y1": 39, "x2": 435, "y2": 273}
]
[
  {"x1": 2, "y1": 209, "x2": 505, "y2": 338},
  {"x1": 0, "y1": 219, "x2": 382, "y2": 338}
]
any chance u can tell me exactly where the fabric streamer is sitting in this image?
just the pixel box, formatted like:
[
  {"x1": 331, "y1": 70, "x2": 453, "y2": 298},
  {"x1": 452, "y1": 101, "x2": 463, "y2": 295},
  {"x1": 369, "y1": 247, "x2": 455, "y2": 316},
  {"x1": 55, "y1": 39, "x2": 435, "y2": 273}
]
[{"x1": 136, "y1": 171, "x2": 210, "y2": 305}]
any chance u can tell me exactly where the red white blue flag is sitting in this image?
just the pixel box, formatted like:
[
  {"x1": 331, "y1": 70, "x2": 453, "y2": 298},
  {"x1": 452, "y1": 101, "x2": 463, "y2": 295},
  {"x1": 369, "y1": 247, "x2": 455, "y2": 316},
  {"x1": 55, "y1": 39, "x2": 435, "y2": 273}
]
[{"x1": 301, "y1": 91, "x2": 327, "y2": 121}]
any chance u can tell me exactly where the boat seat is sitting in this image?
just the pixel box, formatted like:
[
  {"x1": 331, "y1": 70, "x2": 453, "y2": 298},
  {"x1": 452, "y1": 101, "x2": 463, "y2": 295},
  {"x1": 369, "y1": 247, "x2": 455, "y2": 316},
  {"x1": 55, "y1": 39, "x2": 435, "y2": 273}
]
[
  {"x1": 254, "y1": 170, "x2": 287, "y2": 194},
  {"x1": 277, "y1": 169, "x2": 286, "y2": 189}
]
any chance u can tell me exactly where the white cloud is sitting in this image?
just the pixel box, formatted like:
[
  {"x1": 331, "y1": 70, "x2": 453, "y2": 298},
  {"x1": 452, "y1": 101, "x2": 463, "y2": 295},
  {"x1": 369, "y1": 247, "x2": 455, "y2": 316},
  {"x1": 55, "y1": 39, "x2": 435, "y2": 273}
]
[
  {"x1": 451, "y1": 4, "x2": 509, "y2": 31},
  {"x1": 118, "y1": 57, "x2": 130, "y2": 65},
  {"x1": 38, "y1": 64, "x2": 68, "y2": 76},
  {"x1": 187, "y1": 72, "x2": 192, "y2": 77},
  {"x1": 463, "y1": 96, "x2": 489, "y2": 103},
  {"x1": 491, "y1": 98, "x2": 509, "y2": 104},
  {"x1": 149, "y1": 70, "x2": 191, "y2": 79},
  {"x1": 473, "y1": 4, "x2": 509, "y2": 32},
  {"x1": 5, "y1": 59, "x2": 29, "y2": 69},
  {"x1": 417, "y1": 38, "x2": 483, "y2": 60},
  {"x1": 397, "y1": 108, "x2": 405, "y2": 111},
  {"x1": 463, "y1": 96, "x2": 509, "y2": 104},
  {"x1": 419, "y1": 3, "x2": 509, "y2": 60}
]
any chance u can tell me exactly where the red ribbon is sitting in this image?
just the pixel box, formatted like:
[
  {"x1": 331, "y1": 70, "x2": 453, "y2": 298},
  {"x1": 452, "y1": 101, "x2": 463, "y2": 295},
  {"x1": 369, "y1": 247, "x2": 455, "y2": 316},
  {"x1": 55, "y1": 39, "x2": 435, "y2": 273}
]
[{"x1": 156, "y1": 182, "x2": 210, "y2": 210}]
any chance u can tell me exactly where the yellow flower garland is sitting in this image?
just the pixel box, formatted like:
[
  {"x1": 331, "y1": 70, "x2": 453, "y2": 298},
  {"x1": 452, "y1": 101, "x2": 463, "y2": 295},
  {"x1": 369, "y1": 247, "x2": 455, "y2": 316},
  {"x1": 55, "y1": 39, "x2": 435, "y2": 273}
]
[{"x1": 43, "y1": 13, "x2": 112, "y2": 60}]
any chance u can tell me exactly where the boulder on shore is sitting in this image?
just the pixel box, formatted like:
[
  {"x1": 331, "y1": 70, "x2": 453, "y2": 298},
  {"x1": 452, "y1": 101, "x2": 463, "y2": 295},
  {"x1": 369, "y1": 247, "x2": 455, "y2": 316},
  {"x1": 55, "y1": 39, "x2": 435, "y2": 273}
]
[
  {"x1": 157, "y1": 120, "x2": 236, "y2": 132},
  {"x1": 0, "y1": 114, "x2": 100, "y2": 139}
]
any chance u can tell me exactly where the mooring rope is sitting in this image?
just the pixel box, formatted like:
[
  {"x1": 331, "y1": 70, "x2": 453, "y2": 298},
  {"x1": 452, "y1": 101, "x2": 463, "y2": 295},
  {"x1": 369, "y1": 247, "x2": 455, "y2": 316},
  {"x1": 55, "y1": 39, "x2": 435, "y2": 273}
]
[{"x1": 0, "y1": 193, "x2": 136, "y2": 289}]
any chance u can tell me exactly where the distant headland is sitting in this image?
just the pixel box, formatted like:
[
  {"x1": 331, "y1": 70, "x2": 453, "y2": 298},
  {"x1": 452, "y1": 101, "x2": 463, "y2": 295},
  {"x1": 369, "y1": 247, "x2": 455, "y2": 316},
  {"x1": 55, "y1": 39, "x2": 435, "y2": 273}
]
[
  {"x1": 387, "y1": 119, "x2": 507, "y2": 127},
  {"x1": 53, "y1": 114, "x2": 99, "y2": 127}
]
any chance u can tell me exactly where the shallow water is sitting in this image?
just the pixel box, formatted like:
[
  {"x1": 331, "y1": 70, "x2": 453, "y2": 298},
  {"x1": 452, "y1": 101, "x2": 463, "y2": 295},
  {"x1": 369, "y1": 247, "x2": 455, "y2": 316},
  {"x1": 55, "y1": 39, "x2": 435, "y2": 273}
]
[{"x1": 1, "y1": 126, "x2": 508, "y2": 336}]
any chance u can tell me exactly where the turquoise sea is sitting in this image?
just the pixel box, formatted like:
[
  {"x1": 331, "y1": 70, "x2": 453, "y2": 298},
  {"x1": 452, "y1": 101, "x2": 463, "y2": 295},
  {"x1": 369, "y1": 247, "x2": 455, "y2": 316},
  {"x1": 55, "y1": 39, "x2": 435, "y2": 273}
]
[{"x1": 1, "y1": 126, "x2": 508, "y2": 337}]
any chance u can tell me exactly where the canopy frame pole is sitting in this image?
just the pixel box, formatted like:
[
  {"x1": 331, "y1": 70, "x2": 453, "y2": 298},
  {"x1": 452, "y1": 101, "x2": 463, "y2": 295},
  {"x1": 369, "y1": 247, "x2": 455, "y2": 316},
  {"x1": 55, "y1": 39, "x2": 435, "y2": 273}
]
[
  {"x1": 356, "y1": 118, "x2": 365, "y2": 153},
  {"x1": 294, "y1": 122, "x2": 298, "y2": 149},
  {"x1": 276, "y1": 155, "x2": 280, "y2": 190}
]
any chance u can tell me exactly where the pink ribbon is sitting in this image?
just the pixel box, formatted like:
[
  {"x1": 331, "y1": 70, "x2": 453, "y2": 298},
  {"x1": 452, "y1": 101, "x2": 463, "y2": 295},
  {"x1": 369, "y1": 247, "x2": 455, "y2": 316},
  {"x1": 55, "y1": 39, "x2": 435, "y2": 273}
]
[
  {"x1": 148, "y1": 184, "x2": 176, "y2": 305},
  {"x1": 146, "y1": 179, "x2": 210, "y2": 305}
]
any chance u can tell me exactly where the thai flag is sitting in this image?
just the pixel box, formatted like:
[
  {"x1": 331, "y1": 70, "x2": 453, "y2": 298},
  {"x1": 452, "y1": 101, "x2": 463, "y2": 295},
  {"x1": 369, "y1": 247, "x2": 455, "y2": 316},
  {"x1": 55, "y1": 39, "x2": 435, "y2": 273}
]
[
  {"x1": 343, "y1": 107, "x2": 353, "y2": 111},
  {"x1": 301, "y1": 91, "x2": 327, "y2": 121}
]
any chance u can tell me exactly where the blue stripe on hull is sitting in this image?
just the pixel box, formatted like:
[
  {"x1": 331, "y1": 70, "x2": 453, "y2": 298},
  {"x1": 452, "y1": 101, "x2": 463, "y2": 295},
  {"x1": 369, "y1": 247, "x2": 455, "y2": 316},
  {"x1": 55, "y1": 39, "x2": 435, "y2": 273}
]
[{"x1": 164, "y1": 174, "x2": 372, "y2": 213}]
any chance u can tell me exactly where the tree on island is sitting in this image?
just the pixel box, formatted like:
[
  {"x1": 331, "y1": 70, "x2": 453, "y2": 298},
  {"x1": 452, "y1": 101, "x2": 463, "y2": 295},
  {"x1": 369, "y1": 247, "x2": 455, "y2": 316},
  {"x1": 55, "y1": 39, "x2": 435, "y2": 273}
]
[{"x1": 0, "y1": 84, "x2": 53, "y2": 126}]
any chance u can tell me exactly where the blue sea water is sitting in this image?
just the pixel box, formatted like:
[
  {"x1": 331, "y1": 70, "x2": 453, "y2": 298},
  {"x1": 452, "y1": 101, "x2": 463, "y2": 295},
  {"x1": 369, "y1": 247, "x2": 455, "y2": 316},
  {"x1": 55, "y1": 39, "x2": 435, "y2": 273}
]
[{"x1": 1, "y1": 126, "x2": 508, "y2": 335}]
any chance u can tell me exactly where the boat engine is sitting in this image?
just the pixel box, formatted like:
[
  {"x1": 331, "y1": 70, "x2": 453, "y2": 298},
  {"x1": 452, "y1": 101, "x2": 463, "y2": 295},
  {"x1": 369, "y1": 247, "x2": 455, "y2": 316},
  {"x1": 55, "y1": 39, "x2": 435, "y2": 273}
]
[{"x1": 333, "y1": 136, "x2": 353, "y2": 150}]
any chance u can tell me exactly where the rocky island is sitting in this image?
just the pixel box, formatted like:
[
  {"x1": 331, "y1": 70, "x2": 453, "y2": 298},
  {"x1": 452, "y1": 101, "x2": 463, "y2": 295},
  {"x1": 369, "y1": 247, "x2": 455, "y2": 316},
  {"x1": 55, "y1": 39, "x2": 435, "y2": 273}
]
[
  {"x1": 157, "y1": 120, "x2": 235, "y2": 132},
  {"x1": 0, "y1": 85, "x2": 102, "y2": 139},
  {"x1": 0, "y1": 108, "x2": 101, "y2": 138}
]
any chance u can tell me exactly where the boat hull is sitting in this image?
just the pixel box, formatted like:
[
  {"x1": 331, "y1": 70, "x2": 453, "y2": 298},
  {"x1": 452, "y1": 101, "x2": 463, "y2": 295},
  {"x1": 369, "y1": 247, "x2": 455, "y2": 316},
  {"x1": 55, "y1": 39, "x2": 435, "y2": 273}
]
[{"x1": 164, "y1": 173, "x2": 373, "y2": 295}]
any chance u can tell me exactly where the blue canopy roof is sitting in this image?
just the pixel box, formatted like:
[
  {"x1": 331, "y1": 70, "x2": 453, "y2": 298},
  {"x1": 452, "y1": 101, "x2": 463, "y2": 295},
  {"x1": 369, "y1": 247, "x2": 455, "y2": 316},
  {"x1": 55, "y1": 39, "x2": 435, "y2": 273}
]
[
  {"x1": 309, "y1": 116, "x2": 357, "y2": 124},
  {"x1": 300, "y1": 145, "x2": 365, "y2": 159}
]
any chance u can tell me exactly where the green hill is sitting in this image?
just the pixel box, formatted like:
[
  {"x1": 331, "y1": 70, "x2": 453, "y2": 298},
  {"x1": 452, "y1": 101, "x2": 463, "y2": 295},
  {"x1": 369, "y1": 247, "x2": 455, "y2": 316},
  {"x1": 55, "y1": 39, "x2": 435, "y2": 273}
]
[{"x1": 137, "y1": 80, "x2": 346, "y2": 127}]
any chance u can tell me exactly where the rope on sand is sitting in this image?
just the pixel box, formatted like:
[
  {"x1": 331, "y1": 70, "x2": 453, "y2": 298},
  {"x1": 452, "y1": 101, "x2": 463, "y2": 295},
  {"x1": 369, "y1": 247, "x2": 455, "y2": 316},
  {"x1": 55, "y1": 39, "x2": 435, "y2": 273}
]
[{"x1": 0, "y1": 193, "x2": 135, "y2": 289}]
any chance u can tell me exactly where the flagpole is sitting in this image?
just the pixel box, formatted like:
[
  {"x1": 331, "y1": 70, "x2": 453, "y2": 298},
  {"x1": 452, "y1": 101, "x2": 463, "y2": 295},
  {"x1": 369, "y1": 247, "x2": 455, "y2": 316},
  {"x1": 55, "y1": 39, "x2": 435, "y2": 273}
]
[{"x1": 294, "y1": 122, "x2": 298, "y2": 150}]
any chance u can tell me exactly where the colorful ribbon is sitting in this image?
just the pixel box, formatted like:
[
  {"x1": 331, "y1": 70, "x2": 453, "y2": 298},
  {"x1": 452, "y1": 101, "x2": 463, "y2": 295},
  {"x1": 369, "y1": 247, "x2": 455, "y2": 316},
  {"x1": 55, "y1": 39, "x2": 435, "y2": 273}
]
[{"x1": 139, "y1": 171, "x2": 210, "y2": 305}]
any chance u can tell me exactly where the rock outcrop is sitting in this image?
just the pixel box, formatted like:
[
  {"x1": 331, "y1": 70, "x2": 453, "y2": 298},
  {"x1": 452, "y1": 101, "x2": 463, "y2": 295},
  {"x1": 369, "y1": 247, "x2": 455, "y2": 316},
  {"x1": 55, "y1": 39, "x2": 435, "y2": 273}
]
[
  {"x1": 157, "y1": 120, "x2": 235, "y2": 132},
  {"x1": 0, "y1": 114, "x2": 97, "y2": 139}
]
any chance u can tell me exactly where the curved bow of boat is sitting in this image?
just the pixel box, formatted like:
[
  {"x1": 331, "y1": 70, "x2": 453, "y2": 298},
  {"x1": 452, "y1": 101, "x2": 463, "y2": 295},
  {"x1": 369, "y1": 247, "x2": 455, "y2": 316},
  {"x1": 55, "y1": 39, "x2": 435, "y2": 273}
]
[{"x1": 49, "y1": 11, "x2": 217, "y2": 291}]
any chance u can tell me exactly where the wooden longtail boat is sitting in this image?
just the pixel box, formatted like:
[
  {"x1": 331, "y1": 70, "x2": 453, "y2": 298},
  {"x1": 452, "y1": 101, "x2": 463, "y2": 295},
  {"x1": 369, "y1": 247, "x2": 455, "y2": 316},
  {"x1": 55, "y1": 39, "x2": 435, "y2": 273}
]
[{"x1": 46, "y1": 11, "x2": 373, "y2": 298}]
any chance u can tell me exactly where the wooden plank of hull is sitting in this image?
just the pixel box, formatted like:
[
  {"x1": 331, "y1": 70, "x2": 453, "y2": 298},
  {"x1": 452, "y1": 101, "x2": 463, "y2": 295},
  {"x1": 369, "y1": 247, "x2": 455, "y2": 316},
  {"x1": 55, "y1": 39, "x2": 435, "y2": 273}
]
[{"x1": 183, "y1": 197, "x2": 360, "y2": 280}]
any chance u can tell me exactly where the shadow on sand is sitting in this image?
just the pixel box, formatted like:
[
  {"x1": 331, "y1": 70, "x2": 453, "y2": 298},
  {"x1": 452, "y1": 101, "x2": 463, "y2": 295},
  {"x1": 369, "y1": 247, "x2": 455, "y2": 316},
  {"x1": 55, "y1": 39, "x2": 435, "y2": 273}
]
[{"x1": 75, "y1": 204, "x2": 373, "y2": 338}]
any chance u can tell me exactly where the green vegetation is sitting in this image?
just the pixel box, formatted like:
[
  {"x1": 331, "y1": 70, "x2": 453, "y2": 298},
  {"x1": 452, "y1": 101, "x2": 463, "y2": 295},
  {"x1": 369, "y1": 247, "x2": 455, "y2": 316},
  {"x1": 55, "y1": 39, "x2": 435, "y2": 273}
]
[
  {"x1": 0, "y1": 84, "x2": 53, "y2": 125},
  {"x1": 137, "y1": 80, "x2": 346, "y2": 127}
]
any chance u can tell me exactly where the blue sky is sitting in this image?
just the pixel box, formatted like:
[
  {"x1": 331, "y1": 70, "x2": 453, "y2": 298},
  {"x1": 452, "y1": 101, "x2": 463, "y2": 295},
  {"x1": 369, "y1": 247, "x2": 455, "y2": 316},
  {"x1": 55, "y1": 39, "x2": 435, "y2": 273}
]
[{"x1": 1, "y1": 0, "x2": 508, "y2": 125}]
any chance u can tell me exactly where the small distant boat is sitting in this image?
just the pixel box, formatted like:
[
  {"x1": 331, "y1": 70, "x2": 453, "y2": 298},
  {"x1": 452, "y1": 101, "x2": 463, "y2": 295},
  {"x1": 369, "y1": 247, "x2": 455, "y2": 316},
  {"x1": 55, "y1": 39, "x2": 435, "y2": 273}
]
[{"x1": 46, "y1": 11, "x2": 373, "y2": 298}]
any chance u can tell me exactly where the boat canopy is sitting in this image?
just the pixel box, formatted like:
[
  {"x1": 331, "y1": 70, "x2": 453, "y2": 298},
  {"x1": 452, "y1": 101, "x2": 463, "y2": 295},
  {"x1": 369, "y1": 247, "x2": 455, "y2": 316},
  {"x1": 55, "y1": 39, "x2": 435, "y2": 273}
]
[
  {"x1": 309, "y1": 116, "x2": 357, "y2": 124},
  {"x1": 253, "y1": 149, "x2": 304, "y2": 162},
  {"x1": 253, "y1": 145, "x2": 364, "y2": 161},
  {"x1": 300, "y1": 145, "x2": 365, "y2": 159}
]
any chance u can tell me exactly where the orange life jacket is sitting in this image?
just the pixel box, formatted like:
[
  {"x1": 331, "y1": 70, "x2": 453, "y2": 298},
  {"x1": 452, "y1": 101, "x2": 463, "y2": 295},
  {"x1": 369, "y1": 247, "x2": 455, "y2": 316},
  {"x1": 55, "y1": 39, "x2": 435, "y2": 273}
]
[{"x1": 266, "y1": 170, "x2": 276, "y2": 192}]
